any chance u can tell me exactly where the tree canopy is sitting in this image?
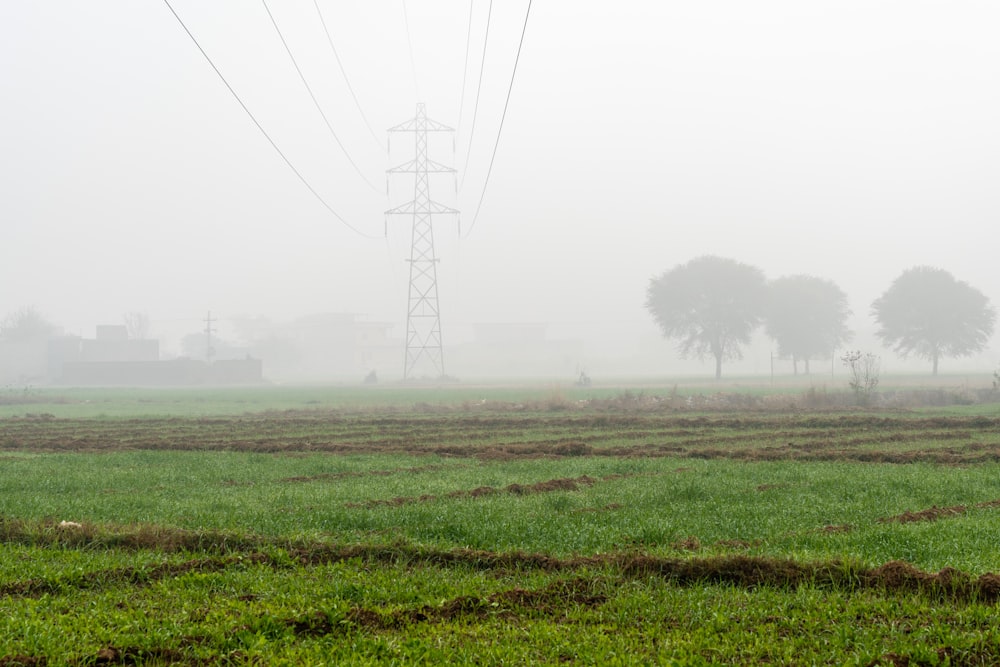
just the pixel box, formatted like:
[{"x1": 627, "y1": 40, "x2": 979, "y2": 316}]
[
  {"x1": 765, "y1": 275, "x2": 852, "y2": 374},
  {"x1": 0, "y1": 306, "x2": 58, "y2": 344},
  {"x1": 871, "y1": 266, "x2": 995, "y2": 375},
  {"x1": 645, "y1": 256, "x2": 767, "y2": 379}
]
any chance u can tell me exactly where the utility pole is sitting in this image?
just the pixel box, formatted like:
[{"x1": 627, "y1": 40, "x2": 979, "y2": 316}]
[
  {"x1": 203, "y1": 311, "x2": 216, "y2": 363},
  {"x1": 386, "y1": 103, "x2": 458, "y2": 380}
]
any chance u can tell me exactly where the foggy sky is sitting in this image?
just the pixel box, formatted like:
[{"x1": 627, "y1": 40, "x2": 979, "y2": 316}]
[{"x1": 3, "y1": 1, "x2": 998, "y2": 377}]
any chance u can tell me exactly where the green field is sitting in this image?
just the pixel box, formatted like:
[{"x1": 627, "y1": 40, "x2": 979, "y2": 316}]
[{"x1": 2, "y1": 384, "x2": 1000, "y2": 665}]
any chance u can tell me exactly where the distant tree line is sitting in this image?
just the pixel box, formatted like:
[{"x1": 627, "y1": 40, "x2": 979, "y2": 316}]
[{"x1": 646, "y1": 256, "x2": 996, "y2": 379}]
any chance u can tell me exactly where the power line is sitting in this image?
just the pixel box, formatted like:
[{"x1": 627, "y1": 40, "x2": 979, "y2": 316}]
[
  {"x1": 401, "y1": 0, "x2": 420, "y2": 101},
  {"x1": 459, "y1": 0, "x2": 492, "y2": 191},
  {"x1": 463, "y1": 0, "x2": 532, "y2": 239},
  {"x1": 456, "y1": 0, "x2": 475, "y2": 136},
  {"x1": 163, "y1": 0, "x2": 377, "y2": 239},
  {"x1": 312, "y1": 0, "x2": 386, "y2": 152},
  {"x1": 262, "y1": 0, "x2": 380, "y2": 194}
]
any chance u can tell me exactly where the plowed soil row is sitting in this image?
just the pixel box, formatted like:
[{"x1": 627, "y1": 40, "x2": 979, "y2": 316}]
[
  {"x1": 878, "y1": 498, "x2": 1000, "y2": 524},
  {"x1": 0, "y1": 578, "x2": 613, "y2": 666},
  {"x1": 342, "y1": 474, "x2": 610, "y2": 508},
  {"x1": 279, "y1": 463, "x2": 464, "y2": 484},
  {"x1": 3, "y1": 535, "x2": 1000, "y2": 604},
  {"x1": 1, "y1": 645, "x2": 214, "y2": 667},
  {"x1": 9, "y1": 593, "x2": 1000, "y2": 667},
  {"x1": 286, "y1": 576, "x2": 608, "y2": 635},
  {"x1": 2, "y1": 415, "x2": 998, "y2": 462}
]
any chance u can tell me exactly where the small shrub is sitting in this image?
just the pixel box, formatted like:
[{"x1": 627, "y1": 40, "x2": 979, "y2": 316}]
[
  {"x1": 800, "y1": 386, "x2": 839, "y2": 409},
  {"x1": 841, "y1": 351, "x2": 880, "y2": 406},
  {"x1": 541, "y1": 388, "x2": 571, "y2": 411}
]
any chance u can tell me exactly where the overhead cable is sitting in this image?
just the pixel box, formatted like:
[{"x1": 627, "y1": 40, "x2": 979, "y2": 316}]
[
  {"x1": 312, "y1": 0, "x2": 386, "y2": 152},
  {"x1": 163, "y1": 0, "x2": 378, "y2": 239},
  {"x1": 262, "y1": 0, "x2": 380, "y2": 194},
  {"x1": 456, "y1": 0, "x2": 475, "y2": 135},
  {"x1": 459, "y1": 0, "x2": 492, "y2": 191},
  {"x1": 463, "y1": 0, "x2": 532, "y2": 239},
  {"x1": 401, "y1": 0, "x2": 420, "y2": 101}
]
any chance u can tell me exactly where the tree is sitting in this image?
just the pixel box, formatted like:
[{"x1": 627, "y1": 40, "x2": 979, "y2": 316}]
[
  {"x1": 645, "y1": 256, "x2": 767, "y2": 379},
  {"x1": 123, "y1": 312, "x2": 150, "y2": 340},
  {"x1": 0, "y1": 306, "x2": 58, "y2": 343},
  {"x1": 764, "y1": 275, "x2": 852, "y2": 375},
  {"x1": 872, "y1": 266, "x2": 995, "y2": 375}
]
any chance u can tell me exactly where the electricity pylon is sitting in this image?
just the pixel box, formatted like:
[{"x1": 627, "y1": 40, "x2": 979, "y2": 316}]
[{"x1": 386, "y1": 103, "x2": 458, "y2": 380}]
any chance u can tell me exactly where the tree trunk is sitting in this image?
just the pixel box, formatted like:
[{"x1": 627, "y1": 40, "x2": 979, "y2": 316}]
[
  {"x1": 792, "y1": 357, "x2": 799, "y2": 375},
  {"x1": 932, "y1": 352, "x2": 939, "y2": 376},
  {"x1": 805, "y1": 358, "x2": 811, "y2": 375},
  {"x1": 715, "y1": 354, "x2": 722, "y2": 380}
]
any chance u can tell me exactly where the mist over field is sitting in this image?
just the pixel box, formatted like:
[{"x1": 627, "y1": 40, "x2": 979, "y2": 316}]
[
  {"x1": 4, "y1": 7, "x2": 1000, "y2": 659},
  {"x1": 2, "y1": 1, "x2": 998, "y2": 382}
]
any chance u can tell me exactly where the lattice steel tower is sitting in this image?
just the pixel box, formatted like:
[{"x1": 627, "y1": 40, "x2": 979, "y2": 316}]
[{"x1": 386, "y1": 104, "x2": 458, "y2": 380}]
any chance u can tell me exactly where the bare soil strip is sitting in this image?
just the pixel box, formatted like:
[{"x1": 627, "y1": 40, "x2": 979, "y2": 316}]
[{"x1": 3, "y1": 415, "x2": 999, "y2": 465}]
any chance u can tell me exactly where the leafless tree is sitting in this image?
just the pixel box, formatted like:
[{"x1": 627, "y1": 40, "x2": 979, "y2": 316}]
[
  {"x1": 123, "y1": 312, "x2": 150, "y2": 340},
  {"x1": 841, "y1": 350, "x2": 880, "y2": 406},
  {"x1": 0, "y1": 306, "x2": 58, "y2": 343}
]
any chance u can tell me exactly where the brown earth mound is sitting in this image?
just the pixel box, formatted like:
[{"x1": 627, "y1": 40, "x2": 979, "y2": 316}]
[
  {"x1": 0, "y1": 658, "x2": 47, "y2": 667},
  {"x1": 878, "y1": 498, "x2": 1000, "y2": 524},
  {"x1": 821, "y1": 524, "x2": 853, "y2": 534},
  {"x1": 879, "y1": 505, "x2": 967, "y2": 524},
  {"x1": 89, "y1": 647, "x2": 190, "y2": 666},
  {"x1": 344, "y1": 474, "x2": 606, "y2": 509}
]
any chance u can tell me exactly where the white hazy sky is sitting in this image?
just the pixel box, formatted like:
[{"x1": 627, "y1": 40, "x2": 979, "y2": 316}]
[{"x1": 3, "y1": 1, "x2": 998, "y2": 372}]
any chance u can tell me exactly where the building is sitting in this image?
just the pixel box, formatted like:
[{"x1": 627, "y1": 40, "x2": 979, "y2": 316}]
[{"x1": 55, "y1": 325, "x2": 262, "y2": 386}]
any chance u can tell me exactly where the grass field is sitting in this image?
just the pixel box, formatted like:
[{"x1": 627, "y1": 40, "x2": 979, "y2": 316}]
[{"x1": 2, "y1": 383, "x2": 1000, "y2": 664}]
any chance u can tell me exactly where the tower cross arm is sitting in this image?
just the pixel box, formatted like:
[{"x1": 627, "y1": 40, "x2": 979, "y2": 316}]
[
  {"x1": 387, "y1": 159, "x2": 456, "y2": 174},
  {"x1": 385, "y1": 200, "x2": 460, "y2": 216},
  {"x1": 387, "y1": 117, "x2": 454, "y2": 133}
]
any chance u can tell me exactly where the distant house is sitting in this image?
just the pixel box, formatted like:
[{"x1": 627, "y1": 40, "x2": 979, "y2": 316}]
[
  {"x1": 80, "y1": 325, "x2": 159, "y2": 363},
  {"x1": 55, "y1": 325, "x2": 262, "y2": 386}
]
